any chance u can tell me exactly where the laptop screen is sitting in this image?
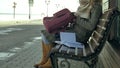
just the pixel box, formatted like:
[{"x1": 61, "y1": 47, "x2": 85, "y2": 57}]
[{"x1": 60, "y1": 32, "x2": 76, "y2": 43}]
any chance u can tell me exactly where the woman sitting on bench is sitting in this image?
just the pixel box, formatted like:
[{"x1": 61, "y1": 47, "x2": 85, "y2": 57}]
[{"x1": 34, "y1": 0, "x2": 102, "y2": 68}]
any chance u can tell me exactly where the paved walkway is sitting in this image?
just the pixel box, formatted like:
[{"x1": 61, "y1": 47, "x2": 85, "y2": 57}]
[
  {"x1": 0, "y1": 39, "x2": 120, "y2": 68},
  {"x1": 0, "y1": 39, "x2": 42, "y2": 68}
]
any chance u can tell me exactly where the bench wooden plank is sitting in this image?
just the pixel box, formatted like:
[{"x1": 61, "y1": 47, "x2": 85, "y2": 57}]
[
  {"x1": 83, "y1": 45, "x2": 86, "y2": 56},
  {"x1": 75, "y1": 47, "x2": 78, "y2": 55},
  {"x1": 93, "y1": 31, "x2": 103, "y2": 43},
  {"x1": 91, "y1": 37, "x2": 99, "y2": 46},
  {"x1": 88, "y1": 42, "x2": 95, "y2": 53},
  {"x1": 88, "y1": 38, "x2": 100, "y2": 52},
  {"x1": 68, "y1": 47, "x2": 76, "y2": 55},
  {"x1": 94, "y1": 31, "x2": 103, "y2": 38},
  {"x1": 97, "y1": 25, "x2": 106, "y2": 30},
  {"x1": 59, "y1": 45, "x2": 68, "y2": 53}
]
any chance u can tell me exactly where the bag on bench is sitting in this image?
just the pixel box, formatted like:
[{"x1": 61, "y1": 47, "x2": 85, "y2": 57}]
[{"x1": 43, "y1": 8, "x2": 76, "y2": 34}]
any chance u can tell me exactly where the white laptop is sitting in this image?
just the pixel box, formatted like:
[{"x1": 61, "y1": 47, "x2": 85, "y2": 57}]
[{"x1": 55, "y1": 32, "x2": 83, "y2": 48}]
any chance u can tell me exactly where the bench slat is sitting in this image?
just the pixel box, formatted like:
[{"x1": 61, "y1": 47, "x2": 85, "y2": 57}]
[
  {"x1": 92, "y1": 31, "x2": 103, "y2": 42},
  {"x1": 59, "y1": 45, "x2": 68, "y2": 53},
  {"x1": 88, "y1": 42, "x2": 95, "y2": 53},
  {"x1": 83, "y1": 45, "x2": 86, "y2": 56},
  {"x1": 91, "y1": 37, "x2": 99, "y2": 46},
  {"x1": 97, "y1": 25, "x2": 106, "y2": 30},
  {"x1": 99, "y1": 19, "x2": 109, "y2": 22},
  {"x1": 67, "y1": 48, "x2": 70, "y2": 54},
  {"x1": 75, "y1": 47, "x2": 78, "y2": 55},
  {"x1": 84, "y1": 45, "x2": 93, "y2": 56},
  {"x1": 77, "y1": 48, "x2": 83, "y2": 56},
  {"x1": 94, "y1": 30, "x2": 103, "y2": 38},
  {"x1": 88, "y1": 39, "x2": 98, "y2": 52},
  {"x1": 69, "y1": 48, "x2": 76, "y2": 55}
]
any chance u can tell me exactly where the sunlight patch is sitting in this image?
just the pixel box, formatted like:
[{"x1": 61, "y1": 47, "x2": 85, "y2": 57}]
[
  {"x1": 9, "y1": 47, "x2": 22, "y2": 52},
  {"x1": 0, "y1": 52, "x2": 15, "y2": 60},
  {"x1": 32, "y1": 36, "x2": 42, "y2": 42},
  {"x1": 0, "y1": 28, "x2": 23, "y2": 35}
]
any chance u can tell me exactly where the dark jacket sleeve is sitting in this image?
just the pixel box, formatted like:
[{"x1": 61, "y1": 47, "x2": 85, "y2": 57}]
[{"x1": 77, "y1": 4, "x2": 102, "y2": 31}]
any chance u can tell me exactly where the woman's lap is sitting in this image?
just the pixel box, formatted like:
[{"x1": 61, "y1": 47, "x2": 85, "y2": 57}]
[{"x1": 41, "y1": 30, "x2": 56, "y2": 44}]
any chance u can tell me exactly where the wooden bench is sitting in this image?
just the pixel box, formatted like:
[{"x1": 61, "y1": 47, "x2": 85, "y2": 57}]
[{"x1": 49, "y1": 8, "x2": 120, "y2": 68}]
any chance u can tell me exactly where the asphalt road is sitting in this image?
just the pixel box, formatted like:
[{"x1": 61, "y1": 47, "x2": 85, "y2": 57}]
[{"x1": 0, "y1": 24, "x2": 44, "y2": 52}]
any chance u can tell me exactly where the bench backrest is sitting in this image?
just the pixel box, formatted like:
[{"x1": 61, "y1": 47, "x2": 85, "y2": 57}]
[{"x1": 84, "y1": 8, "x2": 119, "y2": 57}]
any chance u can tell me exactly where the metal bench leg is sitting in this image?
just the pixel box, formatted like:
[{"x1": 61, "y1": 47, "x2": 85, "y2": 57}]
[
  {"x1": 85, "y1": 56, "x2": 98, "y2": 68},
  {"x1": 50, "y1": 54, "x2": 58, "y2": 68},
  {"x1": 60, "y1": 59, "x2": 70, "y2": 68}
]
